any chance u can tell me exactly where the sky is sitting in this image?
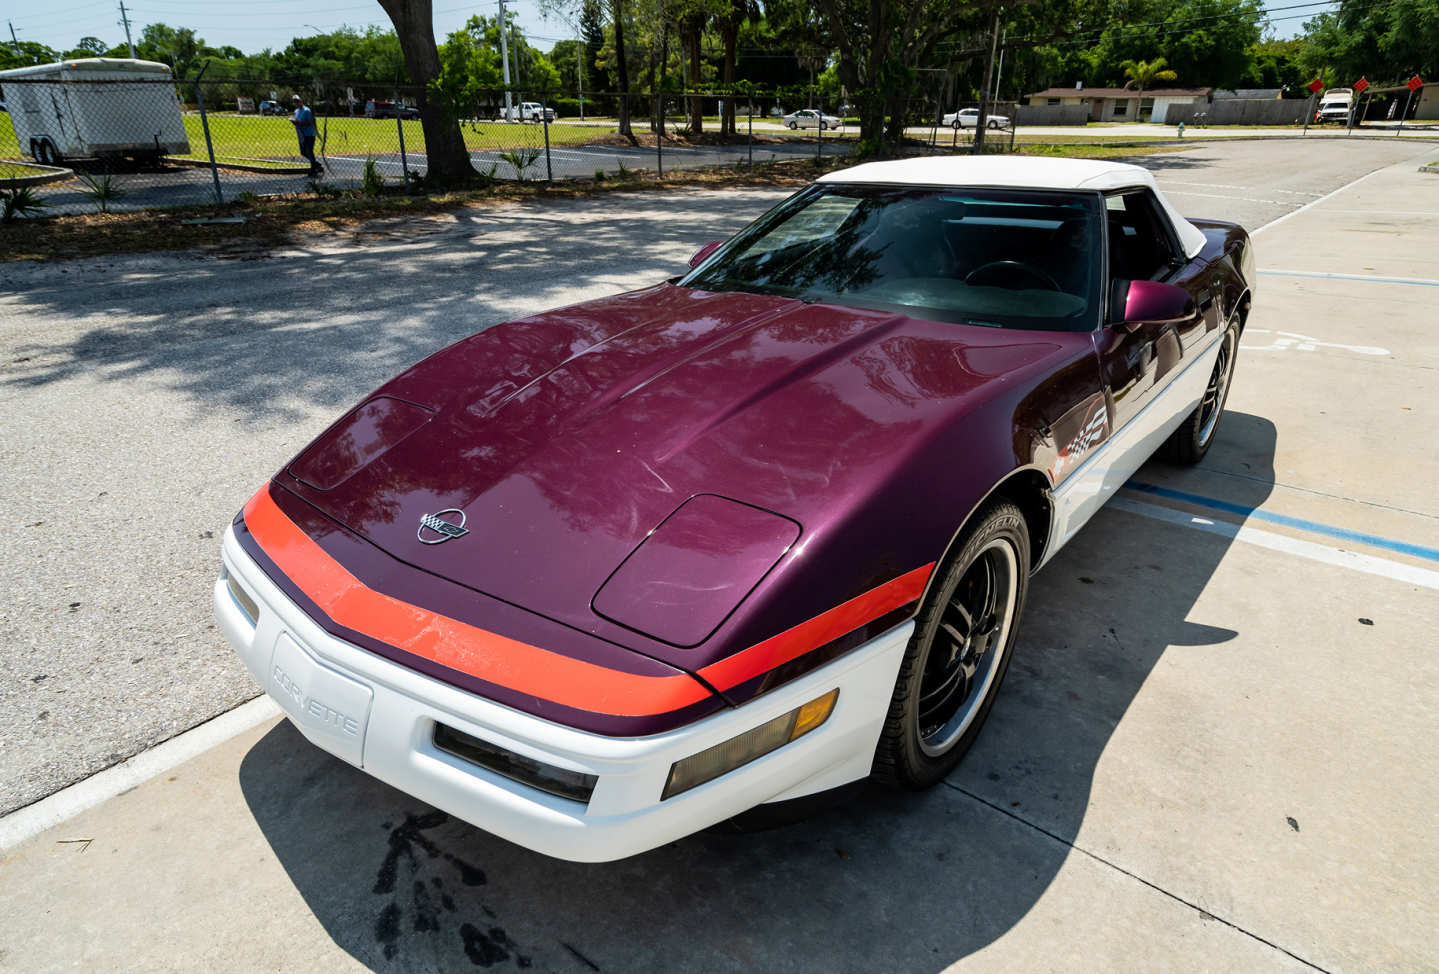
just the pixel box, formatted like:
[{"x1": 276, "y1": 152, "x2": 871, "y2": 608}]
[
  {"x1": 4, "y1": 0, "x2": 573, "y2": 56},
  {"x1": 6, "y1": 0, "x2": 1314, "y2": 58}
]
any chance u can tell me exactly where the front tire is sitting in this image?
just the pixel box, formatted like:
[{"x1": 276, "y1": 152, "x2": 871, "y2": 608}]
[
  {"x1": 788, "y1": 121, "x2": 797, "y2": 129},
  {"x1": 1164, "y1": 316, "x2": 1239, "y2": 464},
  {"x1": 988, "y1": 119, "x2": 1000, "y2": 129},
  {"x1": 873, "y1": 501, "x2": 1030, "y2": 789}
]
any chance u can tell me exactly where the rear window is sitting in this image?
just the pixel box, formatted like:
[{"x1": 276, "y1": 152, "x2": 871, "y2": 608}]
[{"x1": 680, "y1": 184, "x2": 1103, "y2": 331}]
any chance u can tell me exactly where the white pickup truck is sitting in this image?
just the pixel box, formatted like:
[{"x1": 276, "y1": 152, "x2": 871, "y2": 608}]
[
  {"x1": 1314, "y1": 88, "x2": 1354, "y2": 124},
  {"x1": 500, "y1": 101, "x2": 556, "y2": 123}
]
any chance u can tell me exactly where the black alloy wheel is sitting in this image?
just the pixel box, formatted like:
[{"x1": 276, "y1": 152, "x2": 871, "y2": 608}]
[{"x1": 874, "y1": 500, "x2": 1030, "y2": 788}]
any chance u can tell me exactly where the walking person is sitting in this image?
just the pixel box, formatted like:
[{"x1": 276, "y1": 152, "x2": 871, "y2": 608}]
[{"x1": 291, "y1": 93, "x2": 323, "y2": 177}]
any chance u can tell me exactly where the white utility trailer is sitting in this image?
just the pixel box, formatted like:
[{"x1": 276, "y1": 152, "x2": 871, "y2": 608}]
[{"x1": 0, "y1": 58, "x2": 190, "y2": 165}]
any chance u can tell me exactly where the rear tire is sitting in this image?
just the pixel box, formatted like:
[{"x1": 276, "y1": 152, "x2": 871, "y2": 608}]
[
  {"x1": 1164, "y1": 316, "x2": 1239, "y2": 464},
  {"x1": 873, "y1": 501, "x2": 1030, "y2": 789},
  {"x1": 988, "y1": 119, "x2": 1000, "y2": 129}
]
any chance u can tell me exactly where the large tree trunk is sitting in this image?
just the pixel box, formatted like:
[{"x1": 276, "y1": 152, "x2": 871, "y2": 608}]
[
  {"x1": 682, "y1": 14, "x2": 705, "y2": 135},
  {"x1": 375, "y1": 0, "x2": 473, "y2": 184},
  {"x1": 612, "y1": 0, "x2": 632, "y2": 138},
  {"x1": 720, "y1": 20, "x2": 738, "y2": 137}
]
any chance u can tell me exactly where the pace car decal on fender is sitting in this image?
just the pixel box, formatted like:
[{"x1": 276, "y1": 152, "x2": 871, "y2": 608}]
[
  {"x1": 1048, "y1": 399, "x2": 1110, "y2": 482},
  {"x1": 241, "y1": 485, "x2": 933, "y2": 719}
]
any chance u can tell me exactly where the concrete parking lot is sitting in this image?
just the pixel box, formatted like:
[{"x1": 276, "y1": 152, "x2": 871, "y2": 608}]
[{"x1": 1, "y1": 138, "x2": 1436, "y2": 971}]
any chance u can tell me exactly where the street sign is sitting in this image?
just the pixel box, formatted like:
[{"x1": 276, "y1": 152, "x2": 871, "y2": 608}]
[
  {"x1": 1408, "y1": 76, "x2": 1424, "y2": 92},
  {"x1": 1353, "y1": 77, "x2": 1370, "y2": 94},
  {"x1": 1308, "y1": 78, "x2": 1323, "y2": 93}
]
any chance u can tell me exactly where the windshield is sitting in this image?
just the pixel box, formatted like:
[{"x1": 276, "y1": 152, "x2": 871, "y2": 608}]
[{"x1": 680, "y1": 185, "x2": 1103, "y2": 331}]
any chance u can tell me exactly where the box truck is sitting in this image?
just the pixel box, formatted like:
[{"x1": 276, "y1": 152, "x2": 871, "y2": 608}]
[{"x1": 0, "y1": 57, "x2": 190, "y2": 165}]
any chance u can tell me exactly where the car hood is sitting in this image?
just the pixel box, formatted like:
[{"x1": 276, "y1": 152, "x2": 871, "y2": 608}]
[{"x1": 275, "y1": 283, "x2": 1074, "y2": 667}]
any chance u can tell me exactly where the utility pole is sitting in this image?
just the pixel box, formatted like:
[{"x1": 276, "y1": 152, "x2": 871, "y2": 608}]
[
  {"x1": 8, "y1": 21, "x2": 20, "y2": 57},
  {"x1": 577, "y1": 25, "x2": 586, "y2": 121},
  {"x1": 118, "y1": 0, "x2": 136, "y2": 58},
  {"x1": 497, "y1": 0, "x2": 513, "y2": 119},
  {"x1": 973, "y1": 6, "x2": 1001, "y2": 154},
  {"x1": 992, "y1": 26, "x2": 1007, "y2": 105},
  {"x1": 511, "y1": 20, "x2": 522, "y2": 90}
]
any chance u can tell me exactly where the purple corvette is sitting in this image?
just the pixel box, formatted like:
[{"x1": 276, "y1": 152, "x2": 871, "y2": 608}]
[{"x1": 216, "y1": 157, "x2": 1253, "y2": 861}]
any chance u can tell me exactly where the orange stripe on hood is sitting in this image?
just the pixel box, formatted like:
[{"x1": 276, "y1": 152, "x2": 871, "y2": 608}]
[
  {"x1": 243, "y1": 485, "x2": 933, "y2": 714},
  {"x1": 243, "y1": 487, "x2": 712, "y2": 717}
]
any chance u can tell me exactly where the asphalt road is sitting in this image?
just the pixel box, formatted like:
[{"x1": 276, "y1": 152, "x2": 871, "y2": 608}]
[
  {"x1": 4, "y1": 135, "x2": 1438, "y2": 972},
  {"x1": 26, "y1": 138, "x2": 843, "y2": 215}
]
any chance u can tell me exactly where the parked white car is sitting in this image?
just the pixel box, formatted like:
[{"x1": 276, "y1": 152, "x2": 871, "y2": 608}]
[
  {"x1": 943, "y1": 108, "x2": 1011, "y2": 130},
  {"x1": 782, "y1": 109, "x2": 843, "y2": 130}
]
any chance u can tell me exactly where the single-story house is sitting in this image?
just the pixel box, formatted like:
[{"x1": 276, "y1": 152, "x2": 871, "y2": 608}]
[{"x1": 1025, "y1": 85, "x2": 1213, "y2": 123}]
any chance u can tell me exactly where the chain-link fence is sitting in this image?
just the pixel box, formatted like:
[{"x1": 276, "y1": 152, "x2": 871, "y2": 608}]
[{"x1": 1, "y1": 76, "x2": 1031, "y2": 217}]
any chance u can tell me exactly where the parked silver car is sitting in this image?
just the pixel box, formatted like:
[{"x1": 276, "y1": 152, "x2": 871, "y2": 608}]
[
  {"x1": 782, "y1": 108, "x2": 843, "y2": 130},
  {"x1": 943, "y1": 108, "x2": 1011, "y2": 130}
]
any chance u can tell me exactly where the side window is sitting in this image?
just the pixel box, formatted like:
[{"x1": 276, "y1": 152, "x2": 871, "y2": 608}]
[{"x1": 1105, "y1": 190, "x2": 1177, "y2": 282}]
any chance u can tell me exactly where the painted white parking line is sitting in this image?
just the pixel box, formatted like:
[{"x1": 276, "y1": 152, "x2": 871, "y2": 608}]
[
  {"x1": 1157, "y1": 180, "x2": 1322, "y2": 197},
  {"x1": 1110, "y1": 496, "x2": 1439, "y2": 591},
  {"x1": 1252, "y1": 166, "x2": 1390, "y2": 235},
  {"x1": 0, "y1": 696, "x2": 281, "y2": 852},
  {"x1": 1163, "y1": 190, "x2": 1318, "y2": 206},
  {"x1": 1240, "y1": 328, "x2": 1390, "y2": 355},
  {"x1": 1258, "y1": 269, "x2": 1439, "y2": 288}
]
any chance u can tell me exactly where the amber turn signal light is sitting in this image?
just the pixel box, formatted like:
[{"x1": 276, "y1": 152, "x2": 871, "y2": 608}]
[{"x1": 661, "y1": 689, "x2": 839, "y2": 800}]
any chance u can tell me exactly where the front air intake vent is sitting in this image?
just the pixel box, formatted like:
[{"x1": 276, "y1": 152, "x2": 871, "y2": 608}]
[{"x1": 433, "y1": 723, "x2": 597, "y2": 805}]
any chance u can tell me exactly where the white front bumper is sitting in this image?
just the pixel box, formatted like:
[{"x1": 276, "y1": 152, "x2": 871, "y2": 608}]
[{"x1": 215, "y1": 526, "x2": 910, "y2": 862}]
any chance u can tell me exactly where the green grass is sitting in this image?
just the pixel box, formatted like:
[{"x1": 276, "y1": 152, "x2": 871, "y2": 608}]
[
  {"x1": 0, "y1": 161, "x2": 47, "y2": 178},
  {"x1": 188, "y1": 115, "x2": 618, "y2": 162},
  {"x1": 0, "y1": 116, "x2": 21, "y2": 158},
  {"x1": 0, "y1": 112, "x2": 620, "y2": 164}
]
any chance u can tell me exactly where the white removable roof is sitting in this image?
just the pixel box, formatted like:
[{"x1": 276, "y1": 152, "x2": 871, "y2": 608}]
[{"x1": 818, "y1": 156, "x2": 1207, "y2": 259}]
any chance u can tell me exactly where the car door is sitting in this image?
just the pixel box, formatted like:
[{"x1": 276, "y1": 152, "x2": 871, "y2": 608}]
[{"x1": 1094, "y1": 188, "x2": 1206, "y2": 433}]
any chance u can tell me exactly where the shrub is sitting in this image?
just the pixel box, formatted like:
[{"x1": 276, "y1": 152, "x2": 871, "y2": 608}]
[
  {"x1": 77, "y1": 173, "x2": 125, "y2": 214},
  {"x1": 0, "y1": 185, "x2": 49, "y2": 222},
  {"x1": 362, "y1": 157, "x2": 385, "y2": 197}
]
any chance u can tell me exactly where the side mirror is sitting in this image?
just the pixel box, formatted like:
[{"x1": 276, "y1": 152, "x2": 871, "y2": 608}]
[
  {"x1": 1114, "y1": 279, "x2": 1195, "y2": 331},
  {"x1": 688, "y1": 240, "x2": 725, "y2": 268}
]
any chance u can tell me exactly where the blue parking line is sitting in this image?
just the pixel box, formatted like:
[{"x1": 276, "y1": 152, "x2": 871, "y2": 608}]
[
  {"x1": 1258, "y1": 269, "x2": 1439, "y2": 288},
  {"x1": 1124, "y1": 481, "x2": 1439, "y2": 564}
]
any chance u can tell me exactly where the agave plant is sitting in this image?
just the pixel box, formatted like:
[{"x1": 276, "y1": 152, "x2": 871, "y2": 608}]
[
  {"x1": 77, "y1": 172, "x2": 126, "y2": 214},
  {"x1": 499, "y1": 146, "x2": 542, "y2": 182},
  {"x1": 1, "y1": 185, "x2": 50, "y2": 223}
]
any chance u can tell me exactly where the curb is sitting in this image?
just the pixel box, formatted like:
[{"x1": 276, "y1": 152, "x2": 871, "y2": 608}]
[
  {"x1": 0, "y1": 166, "x2": 74, "y2": 190},
  {"x1": 0, "y1": 695, "x2": 282, "y2": 851},
  {"x1": 165, "y1": 156, "x2": 309, "y2": 175}
]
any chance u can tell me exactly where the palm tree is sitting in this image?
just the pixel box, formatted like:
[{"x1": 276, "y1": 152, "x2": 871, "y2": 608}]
[{"x1": 1119, "y1": 57, "x2": 1178, "y2": 121}]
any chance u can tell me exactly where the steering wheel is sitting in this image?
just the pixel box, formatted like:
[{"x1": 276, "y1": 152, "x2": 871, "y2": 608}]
[{"x1": 964, "y1": 260, "x2": 1062, "y2": 292}]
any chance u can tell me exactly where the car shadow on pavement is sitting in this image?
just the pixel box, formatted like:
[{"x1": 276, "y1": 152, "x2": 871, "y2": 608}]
[
  {"x1": 238, "y1": 410, "x2": 1276, "y2": 972},
  {"x1": 1, "y1": 189, "x2": 793, "y2": 425}
]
